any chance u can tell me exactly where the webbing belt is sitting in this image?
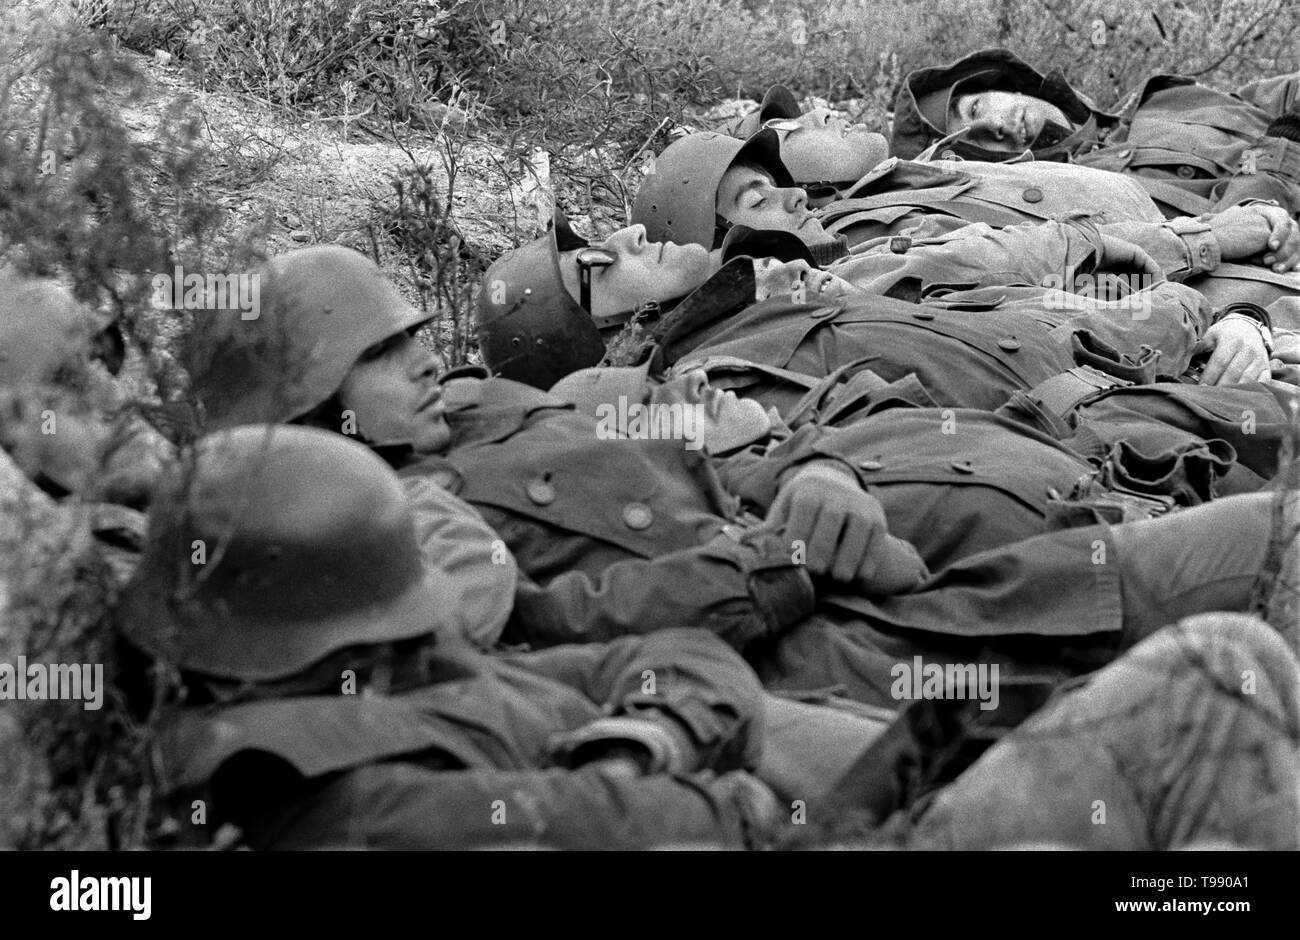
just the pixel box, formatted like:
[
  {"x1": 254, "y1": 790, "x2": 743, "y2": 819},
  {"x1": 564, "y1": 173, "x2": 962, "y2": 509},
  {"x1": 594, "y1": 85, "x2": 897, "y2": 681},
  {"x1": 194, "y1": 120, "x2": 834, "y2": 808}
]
[
  {"x1": 1027, "y1": 365, "x2": 1131, "y2": 419},
  {"x1": 825, "y1": 196, "x2": 1026, "y2": 233},
  {"x1": 1127, "y1": 175, "x2": 1214, "y2": 216}
]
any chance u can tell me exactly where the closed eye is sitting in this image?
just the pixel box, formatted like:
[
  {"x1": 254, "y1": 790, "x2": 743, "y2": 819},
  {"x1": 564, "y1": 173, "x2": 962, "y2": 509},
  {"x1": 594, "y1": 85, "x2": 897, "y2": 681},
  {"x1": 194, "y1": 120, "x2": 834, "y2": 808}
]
[{"x1": 359, "y1": 333, "x2": 404, "y2": 362}]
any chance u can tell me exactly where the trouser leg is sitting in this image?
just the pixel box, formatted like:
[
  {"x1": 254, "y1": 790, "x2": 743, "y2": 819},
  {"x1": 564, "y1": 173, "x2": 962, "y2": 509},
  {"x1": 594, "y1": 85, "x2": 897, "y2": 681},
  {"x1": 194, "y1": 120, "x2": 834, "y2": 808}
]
[
  {"x1": 257, "y1": 762, "x2": 781, "y2": 850},
  {"x1": 762, "y1": 493, "x2": 1279, "y2": 707},
  {"x1": 755, "y1": 693, "x2": 891, "y2": 803},
  {"x1": 912, "y1": 613, "x2": 1300, "y2": 849},
  {"x1": 1110, "y1": 491, "x2": 1280, "y2": 642}
]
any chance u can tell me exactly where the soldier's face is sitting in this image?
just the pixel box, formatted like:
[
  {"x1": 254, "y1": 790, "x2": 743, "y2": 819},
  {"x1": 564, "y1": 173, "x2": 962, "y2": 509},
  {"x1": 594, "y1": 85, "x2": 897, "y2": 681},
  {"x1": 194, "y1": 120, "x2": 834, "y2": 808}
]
[
  {"x1": 337, "y1": 328, "x2": 450, "y2": 454},
  {"x1": 652, "y1": 368, "x2": 772, "y2": 454},
  {"x1": 772, "y1": 110, "x2": 889, "y2": 182},
  {"x1": 0, "y1": 386, "x2": 110, "y2": 494},
  {"x1": 716, "y1": 165, "x2": 833, "y2": 246},
  {"x1": 559, "y1": 225, "x2": 714, "y2": 317},
  {"x1": 0, "y1": 354, "x2": 123, "y2": 494},
  {"x1": 948, "y1": 90, "x2": 1073, "y2": 152}
]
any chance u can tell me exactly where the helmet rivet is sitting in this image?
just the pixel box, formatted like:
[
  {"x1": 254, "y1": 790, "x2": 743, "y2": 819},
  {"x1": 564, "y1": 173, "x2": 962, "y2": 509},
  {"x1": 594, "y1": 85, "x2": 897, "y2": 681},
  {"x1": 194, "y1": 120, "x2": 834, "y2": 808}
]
[
  {"x1": 510, "y1": 337, "x2": 522, "y2": 347},
  {"x1": 523, "y1": 288, "x2": 533, "y2": 296}
]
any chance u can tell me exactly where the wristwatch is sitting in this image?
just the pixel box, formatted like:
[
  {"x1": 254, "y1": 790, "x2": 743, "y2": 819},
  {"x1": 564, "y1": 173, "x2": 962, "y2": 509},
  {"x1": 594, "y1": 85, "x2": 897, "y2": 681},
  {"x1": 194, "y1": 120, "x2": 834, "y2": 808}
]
[{"x1": 1212, "y1": 302, "x2": 1274, "y2": 356}]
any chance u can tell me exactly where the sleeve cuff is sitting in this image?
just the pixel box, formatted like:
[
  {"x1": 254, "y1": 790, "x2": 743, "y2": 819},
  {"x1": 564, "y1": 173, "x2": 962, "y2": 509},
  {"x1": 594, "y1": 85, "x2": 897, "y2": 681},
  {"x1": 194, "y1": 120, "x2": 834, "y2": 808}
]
[{"x1": 1162, "y1": 217, "x2": 1220, "y2": 276}]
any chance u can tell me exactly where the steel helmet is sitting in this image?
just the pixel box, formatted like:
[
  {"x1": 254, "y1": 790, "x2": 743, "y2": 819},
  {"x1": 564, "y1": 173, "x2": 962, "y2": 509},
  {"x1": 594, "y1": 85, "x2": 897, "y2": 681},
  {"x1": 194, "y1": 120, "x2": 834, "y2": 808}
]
[
  {"x1": 0, "y1": 266, "x2": 116, "y2": 387},
  {"x1": 730, "y1": 85, "x2": 803, "y2": 139},
  {"x1": 476, "y1": 211, "x2": 607, "y2": 389},
  {"x1": 188, "y1": 246, "x2": 430, "y2": 430},
  {"x1": 117, "y1": 425, "x2": 452, "y2": 682},
  {"x1": 631, "y1": 130, "x2": 793, "y2": 249}
]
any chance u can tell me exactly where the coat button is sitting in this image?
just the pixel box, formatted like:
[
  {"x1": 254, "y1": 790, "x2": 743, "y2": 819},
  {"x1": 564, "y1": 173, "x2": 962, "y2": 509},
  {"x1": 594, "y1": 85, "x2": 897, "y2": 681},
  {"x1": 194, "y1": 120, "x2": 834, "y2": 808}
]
[
  {"x1": 889, "y1": 236, "x2": 911, "y2": 254},
  {"x1": 998, "y1": 336, "x2": 1022, "y2": 351},
  {"x1": 1022, "y1": 187, "x2": 1043, "y2": 203},
  {"x1": 526, "y1": 480, "x2": 556, "y2": 505},
  {"x1": 951, "y1": 460, "x2": 975, "y2": 474},
  {"x1": 910, "y1": 308, "x2": 936, "y2": 320},
  {"x1": 622, "y1": 502, "x2": 653, "y2": 530},
  {"x1": 858, "y1": 459, "x2": 884, "y2": 470},
  {"x1": 940, "y1": 149, "x2": 957, "y2": 160},
  {"x1": 1177, "y1": 165, "x2": 1197, "y2": 179}
]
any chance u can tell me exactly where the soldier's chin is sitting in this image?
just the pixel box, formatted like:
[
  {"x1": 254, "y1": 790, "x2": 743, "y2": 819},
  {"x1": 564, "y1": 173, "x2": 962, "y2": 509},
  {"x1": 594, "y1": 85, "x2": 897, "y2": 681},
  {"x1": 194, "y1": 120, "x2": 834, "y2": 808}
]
[
  {"x1": 702, "y1": 398, "x2": 772, "y2": 454},
  {"x1": 413, "y1": 417, "x2": 452, "y2": 455},
  {"x1": 1030, "y1": 120, "x2": 1075, "y2": 149},
  {"x1": 668, "y1": 242, "x2": 712, "y2": 275}
]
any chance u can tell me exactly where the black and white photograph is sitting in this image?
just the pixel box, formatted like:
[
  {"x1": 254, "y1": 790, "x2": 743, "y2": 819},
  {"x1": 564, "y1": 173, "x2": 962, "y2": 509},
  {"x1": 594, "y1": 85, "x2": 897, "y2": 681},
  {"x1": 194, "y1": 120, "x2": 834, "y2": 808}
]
[{"x1": 1, "y1": 0, "x2": 1298, "y2": 919}]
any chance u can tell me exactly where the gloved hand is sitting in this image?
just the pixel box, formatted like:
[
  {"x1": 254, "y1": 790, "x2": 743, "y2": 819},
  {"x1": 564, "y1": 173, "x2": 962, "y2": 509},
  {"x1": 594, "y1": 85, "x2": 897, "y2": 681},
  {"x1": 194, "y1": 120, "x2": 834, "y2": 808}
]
[
  {"x1": 766, "y1": 461, "x2": 929, "y2": 594},
  {"x1": 1206, "y1": 202, "x2": 1300, "y2": 271},
  {"x1": 1198, "y1": 316, "x2": 1271, "y2": 385}
]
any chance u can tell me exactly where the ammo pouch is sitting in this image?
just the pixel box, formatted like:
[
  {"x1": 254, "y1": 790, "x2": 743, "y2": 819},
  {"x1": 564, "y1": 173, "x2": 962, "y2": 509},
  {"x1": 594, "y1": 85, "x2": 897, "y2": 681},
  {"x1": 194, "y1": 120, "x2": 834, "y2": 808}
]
[
  {"x1": 1021, "y1": 364, "x2": 1131, "y2": 424},
  {"x1": 1016, "y1": 328, "x2": 1162, "y2": 426},
  {"x1": 1094, "y1": 437, "x2": 1235, "y2": 505},
  {"x1": 1070, "y1": 330, "x2": 1161, "y2": 384},
  {"x1": 1044, "y1": 435, "x2": 1235, "y2": 528}
]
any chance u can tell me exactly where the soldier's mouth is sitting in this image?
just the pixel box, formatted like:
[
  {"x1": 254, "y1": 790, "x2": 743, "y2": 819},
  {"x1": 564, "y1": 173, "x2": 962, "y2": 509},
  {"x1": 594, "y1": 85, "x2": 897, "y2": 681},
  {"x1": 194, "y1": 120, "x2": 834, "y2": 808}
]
[
  {"x1": 705, "y1": 387, "x2": 727, "y2": 419},
  {"x1": 416, "y1": 386, "x2": 443, "y2": 413}
]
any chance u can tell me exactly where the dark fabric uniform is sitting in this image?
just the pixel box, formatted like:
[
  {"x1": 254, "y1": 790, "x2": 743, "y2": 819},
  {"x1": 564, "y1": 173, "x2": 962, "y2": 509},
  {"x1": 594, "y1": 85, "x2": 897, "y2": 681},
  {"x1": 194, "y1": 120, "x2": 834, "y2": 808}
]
[
  {"x1": 890, "y1": 47, "x2": 1300, "y2": 218},
  {"x1": 885, "y1": 48, "x2": 1300, "y2": 309},
  {"x1": 161, "y1": 630, "x2": 774, "y2": 849},
  {"x1": 909, "y1": 614, "x2": 1300, "y2": 849},
  {"x1": 401, "y1": 374, "x2": 1272, "y2": 709},
  {"x1": 653, "y1": 272, "x2": 1292, "y2": 488},
  {"x1": 816, "y1": 156, "x2": 1165, "y2": 245},
  {"x1": 404, "y1": 375, "x2": 815, "y2": 650},
  {"x1": 715, "y1": 409, "x2": 1233, "y2": 572}
]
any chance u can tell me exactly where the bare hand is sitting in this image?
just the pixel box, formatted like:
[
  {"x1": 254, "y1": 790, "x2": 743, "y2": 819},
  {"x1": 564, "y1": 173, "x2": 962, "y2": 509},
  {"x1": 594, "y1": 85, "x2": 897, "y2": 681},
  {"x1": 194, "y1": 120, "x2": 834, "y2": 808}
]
[
  {"x1": 753, "y1": 258, "x2": 856, "y2": 303},
  {"x1": 1198, "y1": 317, "x2": 1271, "y2": 385},
  {"x1": 767, "y1": 462, "x2": 929, "y2": 593},
  {"x1": 1207, "y1": 203, "x2": 1300, "y2": 271}
]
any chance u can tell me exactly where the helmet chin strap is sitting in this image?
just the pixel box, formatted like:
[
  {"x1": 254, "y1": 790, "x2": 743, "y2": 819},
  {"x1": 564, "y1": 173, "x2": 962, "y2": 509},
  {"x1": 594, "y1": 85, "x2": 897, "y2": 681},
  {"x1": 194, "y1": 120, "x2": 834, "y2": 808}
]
[{"x1": 591, "y1": 295, "x2": 687, "y2": 336}]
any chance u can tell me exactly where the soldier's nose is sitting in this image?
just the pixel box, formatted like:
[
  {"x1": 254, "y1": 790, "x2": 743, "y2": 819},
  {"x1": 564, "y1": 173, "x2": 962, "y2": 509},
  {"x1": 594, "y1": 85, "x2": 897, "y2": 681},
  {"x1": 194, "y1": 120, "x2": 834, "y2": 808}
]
[
  {"x1": 411, "y1": 348, "x2": 440, "y2": 381},
  {"x1": 607, "y1": 225, "x2": 647, "y2": 254},
  {"x1": 685, "y1": 368, "x2": 710, "y2": 401},
  {"x1": 783, "y1": 186, "x2": 809, "y2": 212}
]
